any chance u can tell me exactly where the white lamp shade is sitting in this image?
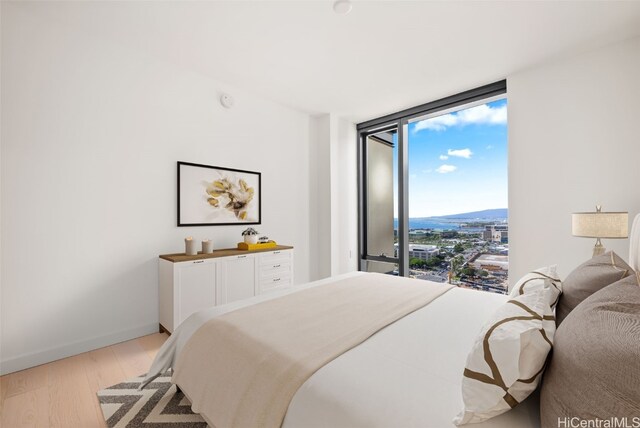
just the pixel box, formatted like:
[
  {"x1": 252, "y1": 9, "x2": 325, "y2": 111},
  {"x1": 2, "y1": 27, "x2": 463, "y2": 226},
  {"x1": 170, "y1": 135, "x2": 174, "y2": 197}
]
[{"x1": 572, "y1": 212, "x2": 628, "y2": 238}]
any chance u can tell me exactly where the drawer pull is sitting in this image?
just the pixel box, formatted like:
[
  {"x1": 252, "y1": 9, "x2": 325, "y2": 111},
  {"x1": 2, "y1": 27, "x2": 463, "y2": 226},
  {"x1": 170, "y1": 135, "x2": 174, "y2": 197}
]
[
  {"x1": 237, "y1": 255, "x2": 247, "y2": 259},
  {"x1": 273, "y1": 278, "x2": 281, "y2": 282},
  {"x1": 193, "y1": 260, "x2": 204, "y2": 264},
  {"x1": 273, "y1": 251, "x2": 280, "y2": 254},
  {"x1": 273, "y1": 264, "x2": 281, "y2": 268}
]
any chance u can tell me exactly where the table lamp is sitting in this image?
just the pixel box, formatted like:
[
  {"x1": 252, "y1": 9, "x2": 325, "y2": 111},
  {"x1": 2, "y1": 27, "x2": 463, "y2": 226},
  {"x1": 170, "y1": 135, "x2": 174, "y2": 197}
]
[{"x1": 572, "y1": 205, "x2": 628, "y2": 257}]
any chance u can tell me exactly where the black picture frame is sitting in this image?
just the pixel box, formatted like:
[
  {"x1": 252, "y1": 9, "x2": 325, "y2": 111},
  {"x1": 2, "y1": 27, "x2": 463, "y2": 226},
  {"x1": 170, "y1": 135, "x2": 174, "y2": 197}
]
[{"x1": 177, "y1": 161, "x2": 261, "y2": 227}]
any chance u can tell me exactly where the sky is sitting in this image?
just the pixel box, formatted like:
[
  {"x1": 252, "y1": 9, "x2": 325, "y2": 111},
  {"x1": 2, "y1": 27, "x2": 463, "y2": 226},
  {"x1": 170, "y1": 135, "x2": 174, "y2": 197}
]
[{"x1": 393, "y1": 98, "x2": 508, "y2": 217}]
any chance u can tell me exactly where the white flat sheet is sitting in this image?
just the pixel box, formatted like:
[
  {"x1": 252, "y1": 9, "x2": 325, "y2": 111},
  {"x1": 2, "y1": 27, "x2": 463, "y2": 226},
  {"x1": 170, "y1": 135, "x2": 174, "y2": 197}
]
[
  {"x1": 283, "y1": 283, "x2": 540, "y2": 428},
  {"x1": 144, "y1": 272, "x2": 540, "y2": 428}
]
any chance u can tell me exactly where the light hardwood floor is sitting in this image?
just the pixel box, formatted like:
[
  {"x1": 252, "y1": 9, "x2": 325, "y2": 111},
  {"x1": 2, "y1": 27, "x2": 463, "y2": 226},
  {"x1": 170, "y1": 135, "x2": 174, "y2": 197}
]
[{"x1": 0, "y1": 333, "x2": 169, "y2": 428}]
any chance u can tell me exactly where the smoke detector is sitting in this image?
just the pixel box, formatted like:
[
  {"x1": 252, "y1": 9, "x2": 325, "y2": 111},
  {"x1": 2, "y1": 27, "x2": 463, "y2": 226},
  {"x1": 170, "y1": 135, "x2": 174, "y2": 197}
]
[{"x1": 220, "y1": 93, "x2": 234, "y2": 109}]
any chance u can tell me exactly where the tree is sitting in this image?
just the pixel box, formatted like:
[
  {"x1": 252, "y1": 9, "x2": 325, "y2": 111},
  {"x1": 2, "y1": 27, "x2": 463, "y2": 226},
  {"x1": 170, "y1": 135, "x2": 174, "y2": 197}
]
[
  {"x1": 409, "y1": 257, "x2": 426, "y2": 269},
  {"x1": 425, "y1": 257, "x2": 439, "y2": 268},
  {"x1": 454, "y1": 243, "x2": 464, "y2": 253},
  {"x1": 462, "y1": 267, "x2": 477, "y2": 277},
  {"x1": 478, "y1": 270, "x2": 489, "y2": 277},
  {"x1": 449, "y1": 255, "x2": 465, "y2": 283}
]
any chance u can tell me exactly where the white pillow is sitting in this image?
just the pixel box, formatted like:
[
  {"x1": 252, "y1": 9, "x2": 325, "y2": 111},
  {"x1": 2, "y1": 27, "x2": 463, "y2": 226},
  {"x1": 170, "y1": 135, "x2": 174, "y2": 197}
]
[
  {"x1": 453, "y1": 290, "x2": 556, "y2": 425},
  {"x1": 509, "y1": 265, "x2": 562, "y2": 309}
]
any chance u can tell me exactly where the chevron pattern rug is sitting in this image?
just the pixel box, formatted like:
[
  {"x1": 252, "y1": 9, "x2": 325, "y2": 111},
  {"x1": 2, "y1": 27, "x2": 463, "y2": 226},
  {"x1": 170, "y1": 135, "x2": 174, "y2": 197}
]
[{"x1": 97, "y1": 371, "x2": 207, "y2": 427}]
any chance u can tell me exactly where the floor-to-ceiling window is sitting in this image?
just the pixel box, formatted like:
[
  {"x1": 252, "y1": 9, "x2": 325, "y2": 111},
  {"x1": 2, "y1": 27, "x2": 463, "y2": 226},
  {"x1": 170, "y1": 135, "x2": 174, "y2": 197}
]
[{"x1": 358, "y1": 81, "x2": 509, "y2": 293}]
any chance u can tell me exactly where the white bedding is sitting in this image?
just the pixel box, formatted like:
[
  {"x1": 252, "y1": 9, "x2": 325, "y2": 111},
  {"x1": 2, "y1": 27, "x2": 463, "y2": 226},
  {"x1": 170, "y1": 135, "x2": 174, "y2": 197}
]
[{"x1": 144, "y1": 272, "x2": 540, "y2": 428}]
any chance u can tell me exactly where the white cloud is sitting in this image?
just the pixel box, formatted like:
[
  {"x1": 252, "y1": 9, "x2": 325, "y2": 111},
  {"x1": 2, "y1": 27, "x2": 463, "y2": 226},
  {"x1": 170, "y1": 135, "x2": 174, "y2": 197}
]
[
  {"x1": 457, "y1": 104, "x2": 506, "y2": 125},
  {"x1": 435, "y1": 164, "x2": 457, "y2": 174},
  {"x1": 439, "y1": 154, "x2": 449, "y2": 160},
  {"x1": 414, "y1": 103, "x2": 507, "y2": 133},
  {"x1": 447, "y1": 148, "x2": 472, "y2": 159},
  {"x1": 413, "y1": 114, "x2": 457, "y2": 132}
]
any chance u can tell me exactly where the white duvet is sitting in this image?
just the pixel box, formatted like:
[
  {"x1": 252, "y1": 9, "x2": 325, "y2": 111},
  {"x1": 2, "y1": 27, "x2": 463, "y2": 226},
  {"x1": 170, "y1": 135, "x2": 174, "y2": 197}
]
[{"x1": 144, "y1": 272, "x2": 540, "y2": 428}]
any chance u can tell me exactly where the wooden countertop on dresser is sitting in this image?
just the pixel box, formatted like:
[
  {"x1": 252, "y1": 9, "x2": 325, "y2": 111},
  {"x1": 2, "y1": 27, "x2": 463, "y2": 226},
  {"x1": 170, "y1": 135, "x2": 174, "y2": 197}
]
[{"x1": 159, "y1": 245, "x2": 294, "y2": 263}]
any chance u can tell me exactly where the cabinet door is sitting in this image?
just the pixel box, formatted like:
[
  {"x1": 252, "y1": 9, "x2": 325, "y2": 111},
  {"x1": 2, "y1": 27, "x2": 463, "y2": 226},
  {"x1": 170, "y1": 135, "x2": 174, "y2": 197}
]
[
  {"x1": 219, "y1": 255, "x2": 256, "y2": 305},
  {"x1": 176, "y1": 260, "x2": 216, "y2": 326}
]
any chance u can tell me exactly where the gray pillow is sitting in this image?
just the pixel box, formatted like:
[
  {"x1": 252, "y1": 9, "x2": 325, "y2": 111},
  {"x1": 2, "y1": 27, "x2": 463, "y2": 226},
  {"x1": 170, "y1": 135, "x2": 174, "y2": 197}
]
[
  {"x1": 556, "y1": 251, "x2": 632, "y2": 325},
  {"x1": 540, "y1": 274, "x2": 640, "y2": 427}
]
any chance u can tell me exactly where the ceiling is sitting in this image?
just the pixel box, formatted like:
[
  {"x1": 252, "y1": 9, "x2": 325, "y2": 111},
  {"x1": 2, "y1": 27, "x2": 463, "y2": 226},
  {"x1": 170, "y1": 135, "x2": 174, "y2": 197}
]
[{"x1": 11, "y1": 1, "x2": 640, "y2": 123}]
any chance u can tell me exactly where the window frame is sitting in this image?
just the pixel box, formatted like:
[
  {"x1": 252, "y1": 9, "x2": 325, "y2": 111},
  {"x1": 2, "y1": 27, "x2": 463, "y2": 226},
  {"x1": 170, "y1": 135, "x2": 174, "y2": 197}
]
[{"x1": 357, "y1": 80, "x2": 507, "y2": 277}]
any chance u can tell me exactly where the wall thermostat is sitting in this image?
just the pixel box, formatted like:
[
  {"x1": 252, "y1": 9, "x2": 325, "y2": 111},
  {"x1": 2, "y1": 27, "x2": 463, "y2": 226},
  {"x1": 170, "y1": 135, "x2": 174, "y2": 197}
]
[{"x1": 220, "y1": 93, "x2": 234, "y2": 108}]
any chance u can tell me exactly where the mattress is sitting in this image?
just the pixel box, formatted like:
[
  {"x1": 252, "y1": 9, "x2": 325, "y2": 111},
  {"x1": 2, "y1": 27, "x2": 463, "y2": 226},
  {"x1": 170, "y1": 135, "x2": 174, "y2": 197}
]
[{"x1": 144, "y1": 272, "x2": 540, "y2": 427}]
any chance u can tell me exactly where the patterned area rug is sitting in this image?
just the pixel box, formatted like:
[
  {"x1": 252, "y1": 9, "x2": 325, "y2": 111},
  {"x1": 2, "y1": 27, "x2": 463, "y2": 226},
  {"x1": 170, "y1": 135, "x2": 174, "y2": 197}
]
[{"x1": 97, "y1": 371, "x2": 207, "y2": 427}]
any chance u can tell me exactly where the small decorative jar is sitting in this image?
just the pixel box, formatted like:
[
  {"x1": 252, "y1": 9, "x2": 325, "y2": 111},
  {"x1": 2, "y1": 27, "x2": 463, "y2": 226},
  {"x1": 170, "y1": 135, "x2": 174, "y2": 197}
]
[
  {"x1": 202, "y1": 239, "x2": 214, "y2": 254},
  {"x1": 185, "y1": 237, "x2": 197, "y2": 256}
]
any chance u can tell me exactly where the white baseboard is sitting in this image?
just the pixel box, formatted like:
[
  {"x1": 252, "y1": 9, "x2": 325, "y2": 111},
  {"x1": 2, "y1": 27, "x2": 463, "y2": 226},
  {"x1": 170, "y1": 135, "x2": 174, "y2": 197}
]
[{"x1": 0, "y1": 323, "x2": 159, "y2": 375}]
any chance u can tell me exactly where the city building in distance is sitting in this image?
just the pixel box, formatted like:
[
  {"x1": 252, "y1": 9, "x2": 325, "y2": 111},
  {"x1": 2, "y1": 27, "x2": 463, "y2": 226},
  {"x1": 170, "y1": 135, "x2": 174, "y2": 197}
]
[
  {"x1": 483, "y1": 224, "x2": 508, "y2": 243},
  {"x1": 401, "y1": 209, "x2": 509, "y2": 294}
]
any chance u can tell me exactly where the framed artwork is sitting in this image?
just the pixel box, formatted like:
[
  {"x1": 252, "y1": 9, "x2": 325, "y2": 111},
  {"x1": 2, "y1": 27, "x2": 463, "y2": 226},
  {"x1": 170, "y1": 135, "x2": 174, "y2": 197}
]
[{"x1": 177, "y1": 161, "x2": 261, "y2": 226}]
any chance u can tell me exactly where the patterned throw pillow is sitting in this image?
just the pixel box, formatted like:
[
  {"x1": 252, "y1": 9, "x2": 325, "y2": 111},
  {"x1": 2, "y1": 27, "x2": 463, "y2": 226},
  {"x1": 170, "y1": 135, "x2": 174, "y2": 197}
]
[
  {"x1": 454, "y1": 290, "x2": 556, "y2": 426},
  {"x1": 509, "y1": 265, "x2": 562, "y2": 309}
]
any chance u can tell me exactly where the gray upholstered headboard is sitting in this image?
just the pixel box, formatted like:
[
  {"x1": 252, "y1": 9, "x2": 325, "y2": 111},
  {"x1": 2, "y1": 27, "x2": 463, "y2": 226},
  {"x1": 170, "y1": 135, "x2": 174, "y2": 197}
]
[{"x1": 629, "y1": 213, "x2": 640, "y2": 272}]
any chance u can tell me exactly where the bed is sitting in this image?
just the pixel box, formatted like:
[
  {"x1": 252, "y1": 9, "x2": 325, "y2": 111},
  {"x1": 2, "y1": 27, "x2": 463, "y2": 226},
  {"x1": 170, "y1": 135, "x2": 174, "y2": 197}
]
[
  {"x1": 143, "y1": 214, "x2": 640, "y2": 428},
  {"x1": 144, "y1": 273, "x2": 539, "y2": 427}
]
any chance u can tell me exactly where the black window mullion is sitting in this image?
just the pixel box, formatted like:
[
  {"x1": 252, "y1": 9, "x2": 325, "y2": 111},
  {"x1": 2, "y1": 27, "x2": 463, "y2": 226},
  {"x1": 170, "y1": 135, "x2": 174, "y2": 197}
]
[
  {"x1": 397, "y1": 119, "x2": 409, "y2": 276},
  {"x1": 357, "y1": 80, "x2": 506, "y2": 131}
]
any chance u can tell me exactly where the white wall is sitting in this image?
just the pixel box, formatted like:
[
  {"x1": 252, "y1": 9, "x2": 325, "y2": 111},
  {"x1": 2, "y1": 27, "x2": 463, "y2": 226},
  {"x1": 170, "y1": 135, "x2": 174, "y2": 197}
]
[
  {"x1": 308, "y1": 115, "x2": 331, "y2": 280},
  {"x1": 334, "y1": 117, "x2": 358, "y2": 275},
  {"x1": 0, "y1": 5, "x2": 311, "y2": 374},
  {"x1": 508, "y1": 36, "x2": 640, "y2": 283},
  {"x1": 308, "y1": 115, "x2": 358, "y2": 280}
]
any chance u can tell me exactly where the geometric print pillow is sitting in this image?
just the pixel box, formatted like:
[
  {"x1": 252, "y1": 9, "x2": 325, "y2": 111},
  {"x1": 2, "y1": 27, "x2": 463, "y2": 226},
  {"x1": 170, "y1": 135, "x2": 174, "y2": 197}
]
[
  {"x1": 509, "y1": 265, "x2": 562, "y2": 310},
  {"x1": 453, "y1": 290, "x2": 556, "y2": 425}
]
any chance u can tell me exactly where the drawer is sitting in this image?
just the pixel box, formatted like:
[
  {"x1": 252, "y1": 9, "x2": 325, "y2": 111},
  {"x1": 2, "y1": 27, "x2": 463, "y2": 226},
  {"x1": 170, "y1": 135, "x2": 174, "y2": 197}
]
[
  {"x1": 259, "y1": 250, "x2": 292, "y2": 265},
  {"x1": 260, "y1": 276, "x2": 292, "y2": 292},
  {"x1": 260, "y1": 269, "x2": 291, "y2": 282},
  {"x1": 259, "y1": 261, "x2": 292, "y2": 276}
]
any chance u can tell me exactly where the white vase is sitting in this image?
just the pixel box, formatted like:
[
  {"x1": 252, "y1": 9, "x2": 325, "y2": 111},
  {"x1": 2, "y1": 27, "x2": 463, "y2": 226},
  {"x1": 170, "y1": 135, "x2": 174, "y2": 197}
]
[{"x1": 244, "y1": 235, "x2": 258, "y2": 245}]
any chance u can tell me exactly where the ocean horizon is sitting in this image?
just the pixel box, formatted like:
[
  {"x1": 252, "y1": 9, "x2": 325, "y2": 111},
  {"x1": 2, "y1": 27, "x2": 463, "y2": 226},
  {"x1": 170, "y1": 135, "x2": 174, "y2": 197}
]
[{"x1": 394, "y1": 217, "x2": 507, "y2": 231}]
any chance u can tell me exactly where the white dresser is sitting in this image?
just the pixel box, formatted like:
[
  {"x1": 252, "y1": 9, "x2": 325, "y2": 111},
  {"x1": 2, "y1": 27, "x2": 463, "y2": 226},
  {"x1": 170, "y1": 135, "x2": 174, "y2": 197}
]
[{"x1": 158, "y1": 246, "x2": 294, "y2": 333}]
